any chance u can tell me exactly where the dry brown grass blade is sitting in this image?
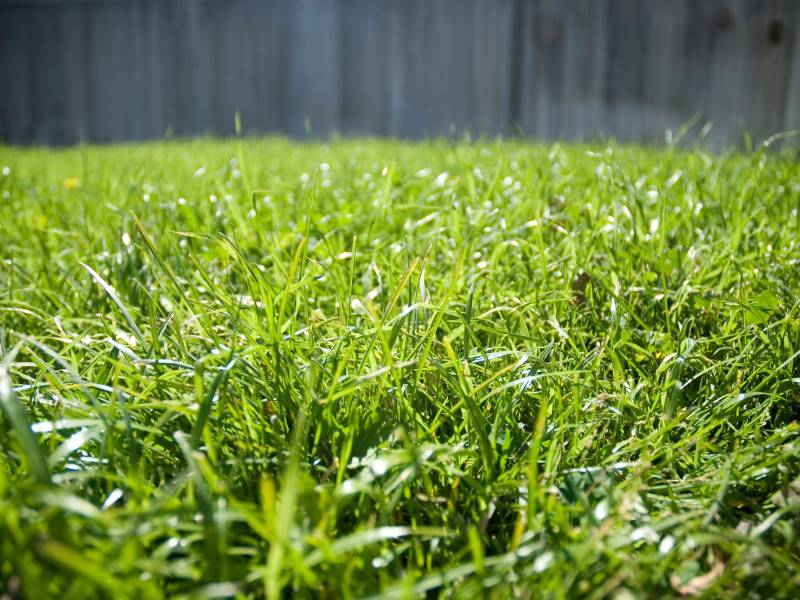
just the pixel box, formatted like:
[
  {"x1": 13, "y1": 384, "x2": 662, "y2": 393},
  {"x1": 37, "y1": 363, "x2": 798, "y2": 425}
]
[{"x1": 671, "y1": 554, "x2": 725, "y2": 597}]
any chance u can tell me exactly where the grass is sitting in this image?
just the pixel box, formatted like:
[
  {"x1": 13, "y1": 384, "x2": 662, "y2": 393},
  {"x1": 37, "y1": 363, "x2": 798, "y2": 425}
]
[{"x1": 0, "y1": 137, "x2": 799, "y2": 598}]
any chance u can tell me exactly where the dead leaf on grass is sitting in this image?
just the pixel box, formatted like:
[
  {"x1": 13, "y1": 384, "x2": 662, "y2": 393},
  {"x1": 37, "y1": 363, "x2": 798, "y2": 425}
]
[
  {"x1": 572, "y1": 272, "x2": 591, "y2": 306},
  {"x1": 670, "y1": 555, "x2": 725, "y2": 597}
]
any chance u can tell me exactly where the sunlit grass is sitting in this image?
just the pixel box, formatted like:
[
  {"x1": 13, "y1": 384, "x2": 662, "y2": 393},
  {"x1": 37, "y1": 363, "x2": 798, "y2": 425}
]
[{"x1": 1, "y1": 138, "x2": 799, "y2": 598}]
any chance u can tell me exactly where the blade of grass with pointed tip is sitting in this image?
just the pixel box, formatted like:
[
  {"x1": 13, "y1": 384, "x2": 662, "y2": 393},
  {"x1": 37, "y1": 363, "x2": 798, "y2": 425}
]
[
  {"x1": 81, "y1": 262, "x2": 147, "y2": 349},
  {"x1": 0, "y1": 357, "x2": 50, "y2": 484}
]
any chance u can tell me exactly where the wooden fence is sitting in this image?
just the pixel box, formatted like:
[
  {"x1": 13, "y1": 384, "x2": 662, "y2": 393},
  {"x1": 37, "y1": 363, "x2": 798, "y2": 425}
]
[{"x1": 1, "y1": 0, "x2": 799, "y2": 147}]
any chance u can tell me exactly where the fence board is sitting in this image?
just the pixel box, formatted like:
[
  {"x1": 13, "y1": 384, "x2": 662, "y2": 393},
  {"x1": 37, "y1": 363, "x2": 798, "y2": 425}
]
[
  {"x1": 471, "y1": 0, "x2": 515, "y2": 137},
  {"x1": 559, "y1": 0, "x2": 610, "y2": 140},
  {"x1": 747, "y1": 0, "x2": 798, "y2": 141},
  {"x1": 338, "y1": 0, "x2": 392, "y2": 136},
  {"x1": 786, "y1": 2, "x2": 800, "y2": 136},
  {"x1": 0, "y1": 0, "x2": 798, "y2": 147},
  {"x1": 284, "y1": 0, "x2": 341, "y2": 137}
]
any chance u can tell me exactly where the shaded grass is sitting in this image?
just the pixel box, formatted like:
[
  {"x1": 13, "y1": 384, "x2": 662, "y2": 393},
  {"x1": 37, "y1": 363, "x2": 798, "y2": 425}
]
[{"x1": 0, "y1": 138, "x2": 799, "y2": 598}]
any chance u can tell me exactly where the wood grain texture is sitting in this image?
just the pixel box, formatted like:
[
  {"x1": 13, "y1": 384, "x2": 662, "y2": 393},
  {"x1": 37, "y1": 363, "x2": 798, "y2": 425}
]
[{"x1": 0, "y1": 0, "x2": 797, "y2": 147}]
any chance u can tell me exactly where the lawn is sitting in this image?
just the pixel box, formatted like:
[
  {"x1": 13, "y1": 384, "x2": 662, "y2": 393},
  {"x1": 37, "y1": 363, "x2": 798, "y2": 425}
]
[{"x1": 1, "y1": 138, "x2": 799, "y2": 598}]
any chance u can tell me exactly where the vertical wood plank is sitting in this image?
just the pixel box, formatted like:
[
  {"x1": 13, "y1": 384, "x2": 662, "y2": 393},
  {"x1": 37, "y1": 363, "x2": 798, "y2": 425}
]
[
  {"x1": 28, "y1": 3, "x2": 67, "y2": 144},
  {"x1": 386, "y1": 0, "x2": 423, "y2": 137},
  {"x1": 518, "y1": 0, "x2": 605, "y2": 141},
  {"x1": 420, "y1": 0, "x2": 471, "y2": 136},
  {"x1": 0, "y1": 5, "x2": 35, "y2": 143},
  {"x1": 555, "y1": 0, "x2": 610, "y2": 140},
  {"x1": 746, "y1": 0, "x2": 798, "y2": 141},
  {"x1": 602, "y1": 0, "x2": 651, "y2": 143},
  {"x1": 527, "y1": 0, "x2": 567, "y2": 139},
  {"x1": 472, "y1": 0, "x2": 515, "y2": 136},
  {"x1": 284, "y1": 0, "x2": 341, "y2": 137},
  {"x1": 82, "y1": 1, "x2": 150, "y2": 142},
  {"x1": 338, "y1": 0, "x2": 392, "y2": 136},
  {"x1": 59, "y1": 2, "x2": 90, "y2": 143},
  {"x1": 249, "y1": 0, "x2": 290, "y2": 135},
  {"x1": 145, "y1": 0, "x2": 164, "y2": 139},
  {"x1": 672, "y1": 0, "x2": 717, "y2": 145},
  {"x1": 785, "y1": 1, "x2": 800, "y2": 134},
  {"x1": 515, "y1": 0, "x2": 539, "y2": 137},
  {"x1": 706, "y1": 0, "x2": 758, "y2": 148},
  {"x1": 641, "y1": 0, "x2": 690, "y2": 144}
]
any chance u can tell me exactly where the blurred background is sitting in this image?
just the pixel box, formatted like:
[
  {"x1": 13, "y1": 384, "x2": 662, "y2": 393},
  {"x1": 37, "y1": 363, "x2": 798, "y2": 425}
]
[{"x1": 1, "y1": 0, "x2": 798, "y2": 148}]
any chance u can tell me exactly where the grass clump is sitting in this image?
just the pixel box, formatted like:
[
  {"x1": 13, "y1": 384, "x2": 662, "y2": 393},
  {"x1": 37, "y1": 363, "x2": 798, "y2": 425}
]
[{"x1": 0, "y1": 138, "x2": 799, "y2": 598}]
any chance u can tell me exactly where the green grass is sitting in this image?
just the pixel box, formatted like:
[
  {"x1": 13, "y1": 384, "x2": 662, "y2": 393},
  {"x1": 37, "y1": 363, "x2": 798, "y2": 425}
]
[{"x1": 0, "y1": 138, "x2": 799, "y2": 598}]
